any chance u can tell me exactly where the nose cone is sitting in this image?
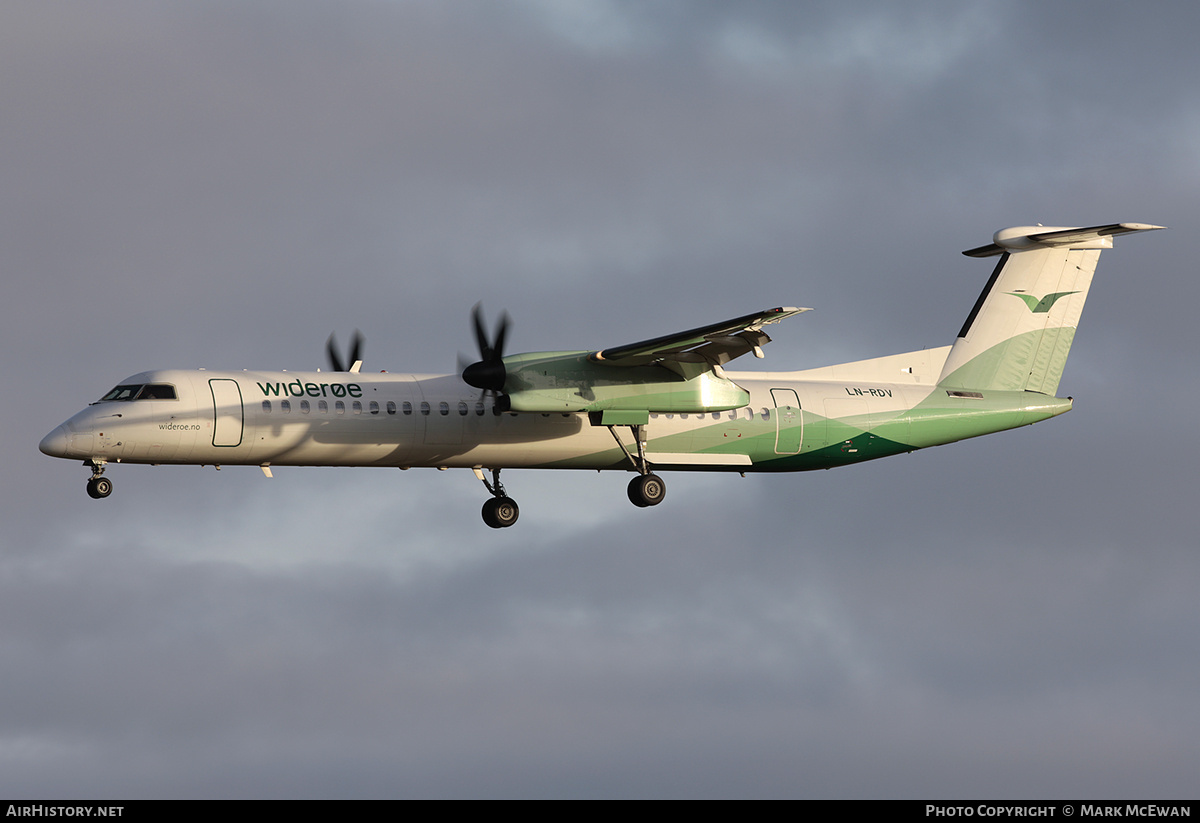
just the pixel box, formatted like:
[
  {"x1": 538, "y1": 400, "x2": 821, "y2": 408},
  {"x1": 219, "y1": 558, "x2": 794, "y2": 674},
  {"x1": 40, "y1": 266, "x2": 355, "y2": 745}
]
[{"x1": 39, "y1": 425, "x2": 70, "y2": 458}]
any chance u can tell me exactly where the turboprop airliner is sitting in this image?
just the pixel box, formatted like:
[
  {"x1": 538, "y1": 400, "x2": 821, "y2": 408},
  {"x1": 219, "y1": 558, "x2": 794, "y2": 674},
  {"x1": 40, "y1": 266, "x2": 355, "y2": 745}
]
[{"x1": 40, "y1": 222, "x2": 1161, "y2": 528}]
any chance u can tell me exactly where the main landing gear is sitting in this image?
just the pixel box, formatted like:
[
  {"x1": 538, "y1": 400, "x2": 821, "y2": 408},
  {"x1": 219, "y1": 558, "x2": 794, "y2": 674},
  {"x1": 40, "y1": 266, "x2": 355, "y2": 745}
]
[
  {"x1": 475, "y1": 468, "x2": 519, "y2": 529},
  {"x1": 474, "y1": 422, "x2": 669, "y2": 527},
  {"x1": 85, "y1": 459, "x2": 112, "y2": 499},
  {"x1": 607, "y1": 423, "x2": 667, "y2": 509},
  {"x1": 627, "y1": 472, "x2": 666, "y2": 508}
]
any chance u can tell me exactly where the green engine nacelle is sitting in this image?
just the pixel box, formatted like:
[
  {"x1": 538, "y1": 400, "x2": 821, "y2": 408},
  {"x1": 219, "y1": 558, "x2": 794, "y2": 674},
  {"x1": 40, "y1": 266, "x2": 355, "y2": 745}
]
[{"x1": 501, "y1": 351, "x2": 749, "y2": 414}]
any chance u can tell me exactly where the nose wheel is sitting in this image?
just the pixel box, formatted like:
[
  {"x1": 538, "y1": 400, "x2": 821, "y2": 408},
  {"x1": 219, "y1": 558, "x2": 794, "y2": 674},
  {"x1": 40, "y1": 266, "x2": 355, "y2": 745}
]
[
  {"x1": 87, "y1": 476, "x2": 113, "y2": 499},
  {"x1": 475, "y1": 467, "x2": 519, "y2": 528},
  {"x1": 85, "y1": 460, "x2": 113, "y2": 499}
]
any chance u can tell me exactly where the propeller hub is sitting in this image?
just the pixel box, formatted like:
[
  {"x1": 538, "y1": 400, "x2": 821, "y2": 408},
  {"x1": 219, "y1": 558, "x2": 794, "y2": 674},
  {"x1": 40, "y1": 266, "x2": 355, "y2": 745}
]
[
  {"x1": 462, "y1": 304, "x2": 511, "y2": 394},
  {"x1": 462, "y1": 360, "x2": 506, "y2": 392}
]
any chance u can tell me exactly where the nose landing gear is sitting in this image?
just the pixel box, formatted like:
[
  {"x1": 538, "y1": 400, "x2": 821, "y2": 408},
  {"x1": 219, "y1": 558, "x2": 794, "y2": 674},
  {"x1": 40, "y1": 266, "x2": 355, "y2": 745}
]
[
  {"x1": 85, "y1": 459, "x2": 112, "y2": 499},
  {"x1": 87, "y1": 476, "x2": 113, "y2": 499}
]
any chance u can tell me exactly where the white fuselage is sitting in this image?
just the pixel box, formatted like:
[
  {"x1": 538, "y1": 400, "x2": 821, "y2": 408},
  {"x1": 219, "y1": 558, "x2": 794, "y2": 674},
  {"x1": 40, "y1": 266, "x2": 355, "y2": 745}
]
[
  {"x1": 41, "y1": 366, "x2": 948, "y2": 472},
  {"x1": 40, "y1": 354, "x2": 1068, "y2": 476}
]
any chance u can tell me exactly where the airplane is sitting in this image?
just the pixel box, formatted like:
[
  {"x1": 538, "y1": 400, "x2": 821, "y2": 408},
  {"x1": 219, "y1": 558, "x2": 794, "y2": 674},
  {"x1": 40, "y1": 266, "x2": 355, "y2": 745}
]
[{"x1": 40, "y1": 222, "x2": 1162, "y2": 528}]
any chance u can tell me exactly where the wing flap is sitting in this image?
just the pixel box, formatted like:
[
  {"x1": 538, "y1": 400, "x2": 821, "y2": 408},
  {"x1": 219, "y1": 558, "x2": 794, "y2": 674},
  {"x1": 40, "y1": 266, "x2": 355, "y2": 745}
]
[{"x1": 590, "y1": 307, "x2": 809, "y2": 368}]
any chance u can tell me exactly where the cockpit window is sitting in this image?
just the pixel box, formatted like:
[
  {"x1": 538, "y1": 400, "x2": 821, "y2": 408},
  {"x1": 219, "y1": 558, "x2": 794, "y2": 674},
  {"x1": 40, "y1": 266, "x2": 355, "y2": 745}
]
[
  {"x1": 99, "y1": 383, "x2": 177, "y2": 401},
  {"x1": 137, "y1": 384, "x2": 177, "y2": 400},
  {"x1": 100, "y1": 384, "x2": 142, "y2": 401}
]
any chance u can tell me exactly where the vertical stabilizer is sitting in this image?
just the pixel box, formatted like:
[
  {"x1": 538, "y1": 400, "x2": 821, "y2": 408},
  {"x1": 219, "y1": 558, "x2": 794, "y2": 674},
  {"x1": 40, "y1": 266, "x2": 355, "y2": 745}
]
[{"x1": 937, "y1": 223, "x2": 1162, "y2": 394}]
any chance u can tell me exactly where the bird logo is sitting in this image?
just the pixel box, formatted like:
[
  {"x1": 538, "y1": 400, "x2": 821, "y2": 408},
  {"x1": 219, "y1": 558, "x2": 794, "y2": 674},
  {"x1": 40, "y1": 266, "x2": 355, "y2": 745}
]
[{"x1": 1006, "y1": 291, "x2": 1079, "y2": 313}]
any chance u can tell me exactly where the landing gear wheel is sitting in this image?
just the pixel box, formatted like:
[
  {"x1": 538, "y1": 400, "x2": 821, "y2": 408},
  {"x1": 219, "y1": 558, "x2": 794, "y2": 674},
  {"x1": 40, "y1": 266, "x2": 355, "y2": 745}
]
[
  {"x1": 86, "y1": 476, "x2": 113, "y2": 499},
  {"x1": 482, "y1": 496, "x2": 520, "y2": 529},
  {"x1": 627, "y1": 473, "x2": 666, "y2": 508}
]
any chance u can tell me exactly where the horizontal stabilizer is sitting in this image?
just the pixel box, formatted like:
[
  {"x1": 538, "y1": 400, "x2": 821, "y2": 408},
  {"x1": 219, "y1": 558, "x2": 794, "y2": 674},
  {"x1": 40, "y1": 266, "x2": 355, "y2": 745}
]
[{"x1": 963, "y1": 223, "x2": 1164, "y2": 258}]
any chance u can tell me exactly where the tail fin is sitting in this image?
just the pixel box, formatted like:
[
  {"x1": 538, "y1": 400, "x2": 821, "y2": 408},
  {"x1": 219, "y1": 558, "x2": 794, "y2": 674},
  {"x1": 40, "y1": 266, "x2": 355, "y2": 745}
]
[{"x1": 937, "y1": 223, "x2": 1163, "y2": 394}]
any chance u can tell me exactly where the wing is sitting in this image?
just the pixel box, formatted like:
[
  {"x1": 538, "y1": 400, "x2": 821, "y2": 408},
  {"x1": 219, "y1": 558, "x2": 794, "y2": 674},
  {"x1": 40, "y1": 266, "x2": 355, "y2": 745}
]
[{"x1": 589, "y1": 307, "x2": 810, "y2": 370}]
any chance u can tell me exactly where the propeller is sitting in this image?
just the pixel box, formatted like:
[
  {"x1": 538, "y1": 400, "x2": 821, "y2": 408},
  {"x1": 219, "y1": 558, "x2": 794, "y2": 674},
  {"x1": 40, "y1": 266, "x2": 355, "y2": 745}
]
[
  {"x1": 326, "y1": 330, "x2": 364, "y2": 372},
  {"x1": 462, "y1": 304, "x2": 510, "y2": 396}
]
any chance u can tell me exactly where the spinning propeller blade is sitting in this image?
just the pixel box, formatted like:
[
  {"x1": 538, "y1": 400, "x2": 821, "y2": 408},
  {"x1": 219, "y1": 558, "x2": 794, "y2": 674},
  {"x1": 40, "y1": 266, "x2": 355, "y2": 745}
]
[
  {"x1": 462, "y1": 304, "x2": 510, "y2": 395},
  {"x1": 326, "y1": 330, "x2": 364, "y2": 372}
]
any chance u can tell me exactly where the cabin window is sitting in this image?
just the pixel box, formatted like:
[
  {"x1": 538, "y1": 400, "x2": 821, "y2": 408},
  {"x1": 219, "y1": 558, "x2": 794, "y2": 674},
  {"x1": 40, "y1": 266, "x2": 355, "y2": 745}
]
[
  {"x1": 280, "y1": 399, "x2": 291, "y2": 413},
  {"x1": 335, "y1": 401, "x2": 345, "y2": 415},
  {"x1": 760, "y1": 408, "x2": 770, "y2": 420},
  {"x1": 458, "y1": 401, "x2": 468, "y2": 416},
  {"x1": 369, "y1": 401, "x2": 380, "y2": 415},
  {"x1": 352, "y1": 401, "x2": 362, "y2": 414},
  {"x1": 300, "y1": 399, "x2": 310, "y2": 414},
  {"x1": 318, "y1": 400, "x2": 328, "y2": 413},
  {"x1": 475, "y1": 402, "x2": 485, "y2": 416},
  {"x1": 262, "y1": 400, "x2": 272, "y2": 414},
  {"x1": 420, "y1": 401, "x2": 430, "y2": 416},
  {"x1": 439, "y1": 401, "x2": 449, "y2": 416},
  {"x1": 403, "y1": 401, "x2": 413, "y2": 415},
  {"x1": 387, "y1": 401, "x2": 397, "y2": 415}
]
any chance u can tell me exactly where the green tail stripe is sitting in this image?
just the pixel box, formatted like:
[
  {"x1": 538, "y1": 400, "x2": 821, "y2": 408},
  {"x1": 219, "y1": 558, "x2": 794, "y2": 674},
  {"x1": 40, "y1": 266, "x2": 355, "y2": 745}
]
[{"x1": 938, "y1": 327, "x2": 1077, "y2": 395}]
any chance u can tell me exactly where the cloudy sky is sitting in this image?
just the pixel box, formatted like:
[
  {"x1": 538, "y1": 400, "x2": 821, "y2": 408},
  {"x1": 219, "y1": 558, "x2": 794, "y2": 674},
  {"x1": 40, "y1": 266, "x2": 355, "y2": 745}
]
[{"x1": 4, "y1": 0, "x2": 1198, "y2": 798}]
